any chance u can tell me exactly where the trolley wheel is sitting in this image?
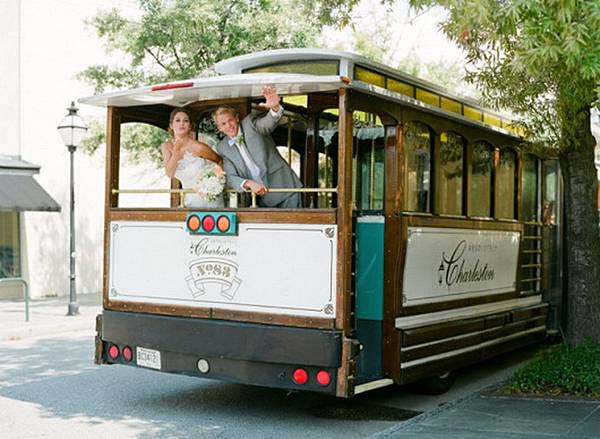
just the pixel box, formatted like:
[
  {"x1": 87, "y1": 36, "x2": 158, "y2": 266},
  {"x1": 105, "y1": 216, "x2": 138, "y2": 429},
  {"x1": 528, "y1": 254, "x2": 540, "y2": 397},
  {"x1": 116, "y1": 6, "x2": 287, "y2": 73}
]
[{"x1": 411, "y1": 371, "x2": 456, "y2": 395}]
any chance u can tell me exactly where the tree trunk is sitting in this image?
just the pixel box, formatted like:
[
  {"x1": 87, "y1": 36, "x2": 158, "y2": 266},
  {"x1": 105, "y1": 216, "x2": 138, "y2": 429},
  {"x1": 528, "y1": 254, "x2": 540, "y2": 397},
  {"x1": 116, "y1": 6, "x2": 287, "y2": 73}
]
[{"x1": 559, "y1": 107, "x2": 600, "y2": 345}]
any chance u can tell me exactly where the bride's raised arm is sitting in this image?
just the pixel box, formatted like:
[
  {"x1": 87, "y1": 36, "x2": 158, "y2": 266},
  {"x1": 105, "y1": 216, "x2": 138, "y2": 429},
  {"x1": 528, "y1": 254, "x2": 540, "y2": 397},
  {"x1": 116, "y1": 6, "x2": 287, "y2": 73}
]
[{"x1": 190, "y1": 139, "x2": 223, "y2": 166}]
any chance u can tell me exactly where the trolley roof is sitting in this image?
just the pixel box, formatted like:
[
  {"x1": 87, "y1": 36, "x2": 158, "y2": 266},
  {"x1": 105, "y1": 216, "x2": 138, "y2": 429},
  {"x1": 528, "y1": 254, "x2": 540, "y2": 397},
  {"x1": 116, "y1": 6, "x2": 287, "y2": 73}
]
[
  {"x1": 78, "y1": 73, "x2": 347, "y2": 108},
  {"x1": 79, "y1": 49, "x2": 520, "y2": 139}
]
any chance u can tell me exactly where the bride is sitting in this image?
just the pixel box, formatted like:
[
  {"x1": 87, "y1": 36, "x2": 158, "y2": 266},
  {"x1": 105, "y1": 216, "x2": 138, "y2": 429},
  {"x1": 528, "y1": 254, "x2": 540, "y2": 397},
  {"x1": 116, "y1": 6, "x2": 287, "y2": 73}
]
[{"x1": 161, "y1": 107, "x2": 225, "y2": 208}]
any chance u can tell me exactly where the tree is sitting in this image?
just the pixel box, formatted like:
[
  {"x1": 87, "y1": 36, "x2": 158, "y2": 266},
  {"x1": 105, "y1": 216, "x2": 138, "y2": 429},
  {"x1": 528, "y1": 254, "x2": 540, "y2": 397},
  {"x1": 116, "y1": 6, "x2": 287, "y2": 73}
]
[
  {"x1": 314, "y1": 0, "x2": 600, "y2": 344},
  {"x1": 80, "y1": 0, "x2": 321, "y2": 161}
]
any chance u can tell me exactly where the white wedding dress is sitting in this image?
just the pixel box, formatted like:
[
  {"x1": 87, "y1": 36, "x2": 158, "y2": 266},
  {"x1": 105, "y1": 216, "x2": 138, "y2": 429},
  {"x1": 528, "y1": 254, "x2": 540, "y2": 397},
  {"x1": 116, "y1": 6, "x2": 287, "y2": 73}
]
[{"x1": 174, "y1": 151, "x2": 225, "y2": 208}]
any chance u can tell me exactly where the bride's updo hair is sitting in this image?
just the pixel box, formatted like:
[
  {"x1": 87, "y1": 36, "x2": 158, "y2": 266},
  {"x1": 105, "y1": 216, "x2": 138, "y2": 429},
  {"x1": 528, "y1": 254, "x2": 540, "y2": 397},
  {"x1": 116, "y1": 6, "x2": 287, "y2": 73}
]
[{"x1": 168, "y1": 107, "x2": 196, "y2": 138}]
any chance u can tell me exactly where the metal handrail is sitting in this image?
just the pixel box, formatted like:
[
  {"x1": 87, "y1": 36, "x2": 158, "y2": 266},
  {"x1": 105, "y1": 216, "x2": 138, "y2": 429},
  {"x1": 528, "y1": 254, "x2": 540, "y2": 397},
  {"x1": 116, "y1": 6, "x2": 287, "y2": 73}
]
[
  {"x1": 112, "y1": 187, "x2": 338, "y2": 208},
  {"x1": 523, "y1": 220, "x2": 543, "y2": 226},
  {"x1": 0, "y1": 277, "x2": 29, "y2": 322}
]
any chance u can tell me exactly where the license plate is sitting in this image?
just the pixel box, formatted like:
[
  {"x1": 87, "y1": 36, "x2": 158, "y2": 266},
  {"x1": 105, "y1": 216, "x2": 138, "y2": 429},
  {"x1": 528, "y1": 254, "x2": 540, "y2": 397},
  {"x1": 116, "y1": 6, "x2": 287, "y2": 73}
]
[{"x1": 136, "y1": 347, "x2": 161, "y2": 370}]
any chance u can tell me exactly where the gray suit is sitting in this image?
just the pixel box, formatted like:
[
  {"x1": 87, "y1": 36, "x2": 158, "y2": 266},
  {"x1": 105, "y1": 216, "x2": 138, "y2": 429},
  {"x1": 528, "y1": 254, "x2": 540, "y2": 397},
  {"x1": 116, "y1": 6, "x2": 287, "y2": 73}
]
[{"x1": 216, "y1": 110, "x2": 302, "y2": 208}]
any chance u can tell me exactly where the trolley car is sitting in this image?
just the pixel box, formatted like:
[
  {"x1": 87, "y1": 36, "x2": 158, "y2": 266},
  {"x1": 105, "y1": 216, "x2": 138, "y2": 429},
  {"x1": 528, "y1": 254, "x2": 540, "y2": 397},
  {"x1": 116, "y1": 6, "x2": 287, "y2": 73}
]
[{"x1": 83, "y1": 49, "x2": 563, "y2": 397}]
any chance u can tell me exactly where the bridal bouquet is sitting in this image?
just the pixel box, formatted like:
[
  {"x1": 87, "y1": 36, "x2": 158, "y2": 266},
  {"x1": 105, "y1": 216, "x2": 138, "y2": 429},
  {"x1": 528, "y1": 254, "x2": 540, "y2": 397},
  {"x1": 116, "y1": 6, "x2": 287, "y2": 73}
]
[{"x1": 193, "y1": 164, "x2": 226, "y2": 202}]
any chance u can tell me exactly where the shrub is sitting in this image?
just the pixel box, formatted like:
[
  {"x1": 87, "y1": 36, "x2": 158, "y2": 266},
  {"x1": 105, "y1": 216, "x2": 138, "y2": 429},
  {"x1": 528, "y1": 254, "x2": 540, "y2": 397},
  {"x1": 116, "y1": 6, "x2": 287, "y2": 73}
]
[{"x1": 510, "y1": 341, "x2": 600, "y2": 397}]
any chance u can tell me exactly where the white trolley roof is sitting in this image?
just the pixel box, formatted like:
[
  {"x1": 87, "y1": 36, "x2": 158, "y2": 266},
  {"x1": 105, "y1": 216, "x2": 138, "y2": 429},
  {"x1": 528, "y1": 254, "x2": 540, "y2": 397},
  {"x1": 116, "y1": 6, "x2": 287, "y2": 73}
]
[
  {"x1": 78, "y1": 73, "x2": 347, "y2": 108},
  {"x1": 79, "y1": 49, "x2": 519, "y2": 138}
]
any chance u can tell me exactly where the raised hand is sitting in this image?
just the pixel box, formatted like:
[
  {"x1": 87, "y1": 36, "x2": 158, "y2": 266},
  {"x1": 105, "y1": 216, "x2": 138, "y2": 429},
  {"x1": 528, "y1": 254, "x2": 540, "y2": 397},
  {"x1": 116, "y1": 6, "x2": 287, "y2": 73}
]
[{"x1": 259, "y1": 86, "x2": 280, "y2": 112}]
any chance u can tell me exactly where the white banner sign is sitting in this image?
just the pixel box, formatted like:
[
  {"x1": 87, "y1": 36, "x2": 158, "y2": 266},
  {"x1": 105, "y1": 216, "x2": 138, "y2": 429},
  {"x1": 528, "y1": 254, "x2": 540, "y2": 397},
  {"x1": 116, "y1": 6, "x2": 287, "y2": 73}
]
[
  {"x1": 402, "y1": 227, "x2": 520, "y2": 305},
  {"x1": 108, "y1": 221, "x2": 337, "y2": 318}
]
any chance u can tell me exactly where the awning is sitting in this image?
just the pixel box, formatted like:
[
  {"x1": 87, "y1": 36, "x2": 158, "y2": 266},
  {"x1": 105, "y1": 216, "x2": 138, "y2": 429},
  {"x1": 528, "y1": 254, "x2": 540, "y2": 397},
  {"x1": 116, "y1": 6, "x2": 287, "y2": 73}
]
[{"x1": 0, "y1": 174, "x2": 61, "y2": 212}]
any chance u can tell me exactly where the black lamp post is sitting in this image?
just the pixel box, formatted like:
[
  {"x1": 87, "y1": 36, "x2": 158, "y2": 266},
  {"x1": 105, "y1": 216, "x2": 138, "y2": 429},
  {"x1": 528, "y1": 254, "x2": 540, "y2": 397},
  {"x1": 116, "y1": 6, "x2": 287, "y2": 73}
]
[{"x1": 57, "y1": 102, "x2": 87, "y2": 316}]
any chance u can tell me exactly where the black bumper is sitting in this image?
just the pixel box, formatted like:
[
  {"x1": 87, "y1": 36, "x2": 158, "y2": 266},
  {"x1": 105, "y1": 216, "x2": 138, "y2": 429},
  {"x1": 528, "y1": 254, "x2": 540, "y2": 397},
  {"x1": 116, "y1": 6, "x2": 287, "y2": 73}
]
[{"x1": 98, "y1": 310, "x2": 342, "y2": 393}]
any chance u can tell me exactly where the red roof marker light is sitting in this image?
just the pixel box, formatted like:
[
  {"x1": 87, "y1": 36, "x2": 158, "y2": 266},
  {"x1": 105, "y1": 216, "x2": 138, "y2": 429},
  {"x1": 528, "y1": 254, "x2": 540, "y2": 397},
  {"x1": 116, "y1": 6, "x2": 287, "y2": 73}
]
[{"x1": 151, "y1": 81, "x2": 193, "y2": 91}]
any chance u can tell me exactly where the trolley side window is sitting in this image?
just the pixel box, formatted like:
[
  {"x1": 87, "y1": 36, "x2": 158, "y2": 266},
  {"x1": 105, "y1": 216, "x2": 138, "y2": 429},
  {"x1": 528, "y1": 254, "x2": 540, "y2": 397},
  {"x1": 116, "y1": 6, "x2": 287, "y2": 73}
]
[
  {"x1": 404, "y1": 121, "x2": 432, "y2": 213},
  {"x1": 437, "y1": 131, "x2": 465, "y2": 215},
  {"x1": 117, "y1": 122, "x2": 171, "y2": 209},
  {"x1": 317, "y1": 109, "x2": 339, "y2": 208},
  {"x1": 468, "y1": 141, "x2": 493, "y2": 217},
  {"x1": 353, "y1": 112, "x2": 385, "y2": 212},
  {"x1": 495, "y1": 148, "x2": 517, "y2": 219}
]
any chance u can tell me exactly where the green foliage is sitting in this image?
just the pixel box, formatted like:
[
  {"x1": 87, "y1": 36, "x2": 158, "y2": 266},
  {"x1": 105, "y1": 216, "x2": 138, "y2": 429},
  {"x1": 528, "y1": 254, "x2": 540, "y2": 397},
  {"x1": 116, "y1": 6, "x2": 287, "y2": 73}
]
[
  {"x1": 121, "y1": 123, "x2": 170, "y2": 165},
  {"x1": 510, "y1": 342, "x2": 600, "y2": 397},
  {"x1": 80, "y1": 0, "x2": 321, "y2": 163},
  {"x1": 408, "y1": 0, "x2": 600, "y2": 149},
  {"x1": 81, "y1": 0, "x2": 320, "y2": 93}
]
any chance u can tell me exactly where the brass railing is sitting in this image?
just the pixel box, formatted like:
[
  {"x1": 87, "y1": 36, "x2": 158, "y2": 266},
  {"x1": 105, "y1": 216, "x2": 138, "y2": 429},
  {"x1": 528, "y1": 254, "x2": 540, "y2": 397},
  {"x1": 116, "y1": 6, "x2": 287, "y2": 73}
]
[
  {"x1": 111, "y1": 187, "x2": 338, "y2": 208},
  {"x1": 520, "y1": 220, "x2": 543, "y2": 289}
]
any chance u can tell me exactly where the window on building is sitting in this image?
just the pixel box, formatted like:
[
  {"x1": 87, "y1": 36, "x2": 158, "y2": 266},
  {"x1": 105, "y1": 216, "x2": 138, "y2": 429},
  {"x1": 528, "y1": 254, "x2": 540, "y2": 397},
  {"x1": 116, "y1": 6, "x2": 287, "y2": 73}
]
[
  {"x1": 495, "y1": 148, "x2": 516, "y2": 219},
  {"x1": 0, "y1": 212, "x2": 20, "y2": 278},
  {"x1": 438, "y1": 131, "x2": 465, "y2": 215},
  {"x1": 469, "y1": 141, "x2": 493, "y2": 217},
  {"x1": 404, "y1": 121, "x2": 432, "y2": 212}
]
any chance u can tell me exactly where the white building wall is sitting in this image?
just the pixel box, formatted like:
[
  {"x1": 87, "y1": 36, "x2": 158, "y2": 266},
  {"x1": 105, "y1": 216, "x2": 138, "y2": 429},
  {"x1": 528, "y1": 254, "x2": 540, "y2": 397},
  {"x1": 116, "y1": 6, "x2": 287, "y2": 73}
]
[
  {"x1": 0, "y1": 0, "x2": 160, "y2": 298},
  {"x1": 0, "y1": 0, "x2": 21, "y2": 156}
]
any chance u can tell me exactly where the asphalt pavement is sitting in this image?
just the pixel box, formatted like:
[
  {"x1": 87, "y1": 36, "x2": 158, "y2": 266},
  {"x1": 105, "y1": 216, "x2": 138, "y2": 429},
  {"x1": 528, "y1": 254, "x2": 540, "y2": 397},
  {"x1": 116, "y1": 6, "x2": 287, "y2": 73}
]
[{"x1": 1, "y1": 294, "x2": 599, "y2": 438}]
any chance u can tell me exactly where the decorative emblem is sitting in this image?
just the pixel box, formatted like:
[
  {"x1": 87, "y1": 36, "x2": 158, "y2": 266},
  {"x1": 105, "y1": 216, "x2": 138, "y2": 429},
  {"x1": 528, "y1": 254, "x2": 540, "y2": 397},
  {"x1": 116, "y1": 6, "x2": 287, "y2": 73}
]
[
  {"x1": 325, "y1": 227, "x2": 335, "y2": 238},
  {"x1": 112, "y1": 224, "x2": 119, "y2": 232},
  {"x1": 324, "y1": 304, "x2": 334, "y2": 315},
  {"x1": 110, "y1": 288, "x2": 118, "y2": 297},
  {"x1": 185, "y1": 258, "x2": 242, "y2": 300}
]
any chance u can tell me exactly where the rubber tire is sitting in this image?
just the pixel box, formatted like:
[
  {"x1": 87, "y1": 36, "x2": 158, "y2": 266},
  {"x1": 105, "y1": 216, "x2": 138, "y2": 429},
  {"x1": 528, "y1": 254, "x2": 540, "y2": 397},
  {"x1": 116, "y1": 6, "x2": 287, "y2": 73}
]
[{"x1": 411, "y1": 371, "x2": 456, "y2": 395}]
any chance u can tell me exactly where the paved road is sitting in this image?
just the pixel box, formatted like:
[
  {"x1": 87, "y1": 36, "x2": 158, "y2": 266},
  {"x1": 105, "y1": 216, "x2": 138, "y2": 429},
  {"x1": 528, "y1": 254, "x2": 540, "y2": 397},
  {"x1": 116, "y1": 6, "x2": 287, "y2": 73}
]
[{"x1": 0, "y1": 325, "x2": 537, "y2": 439}]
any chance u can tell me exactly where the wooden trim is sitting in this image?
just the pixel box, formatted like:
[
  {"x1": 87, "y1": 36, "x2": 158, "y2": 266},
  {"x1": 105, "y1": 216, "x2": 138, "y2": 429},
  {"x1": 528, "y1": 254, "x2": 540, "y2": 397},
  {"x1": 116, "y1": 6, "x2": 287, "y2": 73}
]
[
  {"x1": 401, "y1": 316, "x2": 546, "y2": 362},
  {"x1": 401, "y1": 106, "x2": 522, "y2": 147},
  {"x1": 335, "y1": 89, "x2": 353, "y2": 334},
  {"x1": 516, "y1": 150, "x2": 523, "y2": 221},
  {"x1": 402, "y1": 214, "x2": 523, "y2": 232},
  {"x1": 335, "y1": 88, "x2": 355, "y2": 397},
  {"x1": 465, "y1": 139, "x2": 473, "y2": 216},
  {"x1": 103, "y1": 107, "x2": 121, "y2": 308},
  {"x1": 307, "y1": 91, "x2": 339, "y2": 114},
  {"x1": 432, "y1": 132, "x2": 442, "y2": 213},
  {"x1": 117, "y1": 106, "x2": 170, "y2": 128},
  {"x1": 107, "y1": 208, "x2": 336, "y2": 224},
  {"x1": 382, "y1": 124, "x2": 402, "y2": 381},
  {"x1": 348, "y1": 90, "x2": 400, "y2": 124},
  {"x1": 105, "y1": 300, "x2": 335, "y2": 330},
  {"x1": 402, "y1": 318, "x2": 485, "y2": 347},
  {"x1": 396, "y1": 296, "x2": 542, "y2": 328},
  {"x1": 304, "y1": 100, "x2": 318, "y2": 206},
  {"x1": 400, "y1": 327, "x2": 545, "y2": 384},
  {"x1": 210, "y1": 308, "x2": 335, "y2": 329}
]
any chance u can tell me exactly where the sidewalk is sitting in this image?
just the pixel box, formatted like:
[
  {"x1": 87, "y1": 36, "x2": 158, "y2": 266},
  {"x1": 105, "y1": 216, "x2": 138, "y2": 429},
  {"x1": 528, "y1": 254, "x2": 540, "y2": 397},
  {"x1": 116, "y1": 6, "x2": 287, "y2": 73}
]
[
  {"x1": 375, "y1": 386, "x2": 600, "y2": 439},
  {"x1": 0, "y1": 293, "x2": 101, "y2": 341}
]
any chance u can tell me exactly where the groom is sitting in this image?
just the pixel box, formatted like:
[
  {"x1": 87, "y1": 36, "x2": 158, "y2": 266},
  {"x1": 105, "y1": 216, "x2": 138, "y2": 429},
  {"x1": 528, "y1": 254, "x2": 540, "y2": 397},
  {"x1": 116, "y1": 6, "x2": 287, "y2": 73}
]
[{"x1": 214, "y1": 86, "x2": 302, "y2": 208}]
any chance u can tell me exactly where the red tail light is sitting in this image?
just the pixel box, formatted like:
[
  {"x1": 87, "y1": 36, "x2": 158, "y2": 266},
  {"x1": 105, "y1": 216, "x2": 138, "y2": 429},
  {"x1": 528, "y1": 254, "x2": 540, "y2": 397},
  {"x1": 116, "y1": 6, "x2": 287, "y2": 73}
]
[
  {"x1": 122, "y1": 346, "x2": 133, "y2": 362},
  {"x1": 292, "y1": 368, "x2": 309, "y2": 385},
  {"x1": 316, "y1": 370, "x2": 331, "y2": 386},
  {"x1": 107, "y1": 344, "x2": 120, "y2": 360}
]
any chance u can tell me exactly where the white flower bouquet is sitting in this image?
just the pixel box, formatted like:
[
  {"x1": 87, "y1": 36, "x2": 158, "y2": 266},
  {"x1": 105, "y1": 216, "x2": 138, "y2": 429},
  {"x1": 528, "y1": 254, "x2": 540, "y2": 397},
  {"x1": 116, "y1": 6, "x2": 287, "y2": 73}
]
[{"x1": 193, "y1": 164, "x2": 226, "y2": 202}]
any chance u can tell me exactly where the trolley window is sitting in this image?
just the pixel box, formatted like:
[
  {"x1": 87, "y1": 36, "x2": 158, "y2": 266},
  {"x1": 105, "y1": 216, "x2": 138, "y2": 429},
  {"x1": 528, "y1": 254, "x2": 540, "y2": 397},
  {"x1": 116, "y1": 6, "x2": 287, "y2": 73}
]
[
  {"x1": 468, "y1": 141, "x2": 493, "y2": 217},
  {"x1": 495, "y1": 148, "x2": 516, "y2": 219},
  {"x1": 404, "y1": 121, "x2": 432, "y2": 213},
  {"x1": 437, "y1": 131, "x2": 465, "y2": 215}
]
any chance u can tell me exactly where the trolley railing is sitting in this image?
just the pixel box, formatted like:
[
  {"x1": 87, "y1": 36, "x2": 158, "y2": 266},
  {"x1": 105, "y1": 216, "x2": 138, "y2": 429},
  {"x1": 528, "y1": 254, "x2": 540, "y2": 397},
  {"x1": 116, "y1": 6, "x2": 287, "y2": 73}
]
[
  {"x1": 112, "y1": 187, "x2": 338, "y2": 208},
  {"x1": 520, "y1": 220, "x2": 543, "y2": 291}
]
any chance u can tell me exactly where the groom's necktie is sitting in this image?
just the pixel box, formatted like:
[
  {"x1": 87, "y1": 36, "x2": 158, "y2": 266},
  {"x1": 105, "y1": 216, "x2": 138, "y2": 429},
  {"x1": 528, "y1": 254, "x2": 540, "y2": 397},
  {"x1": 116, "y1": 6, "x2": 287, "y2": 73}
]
[{"x1": 229, "y1": 135, "x2": 263, "y2": 184}]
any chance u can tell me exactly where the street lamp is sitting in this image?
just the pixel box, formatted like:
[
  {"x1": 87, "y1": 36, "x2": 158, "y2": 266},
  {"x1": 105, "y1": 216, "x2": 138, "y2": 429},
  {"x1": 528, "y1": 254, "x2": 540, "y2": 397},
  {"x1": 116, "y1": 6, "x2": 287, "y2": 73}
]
[{"x1": 57, "y1": 102, "x2": 87, "y2": 316}]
